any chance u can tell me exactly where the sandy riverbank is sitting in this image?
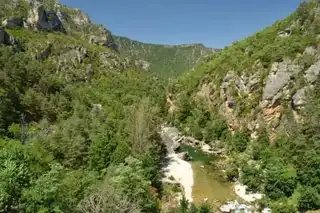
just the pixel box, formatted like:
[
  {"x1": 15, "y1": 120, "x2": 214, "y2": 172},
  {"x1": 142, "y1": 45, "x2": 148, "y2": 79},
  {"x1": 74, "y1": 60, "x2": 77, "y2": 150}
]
[{"x1": 162, "y1": 153, "x2": 194, "y2": 202}]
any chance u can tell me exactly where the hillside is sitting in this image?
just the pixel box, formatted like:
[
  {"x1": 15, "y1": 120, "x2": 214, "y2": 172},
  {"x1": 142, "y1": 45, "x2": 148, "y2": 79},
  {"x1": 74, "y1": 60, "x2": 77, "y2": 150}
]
[
  {"x1": 169, "y1": 0, "x2": 320, "y2": 211},
  {"x1": 114, "y1": 36, "x2": 217, "y2": 77},
  {"x1": 0, "y1": 0, "x2": 320, "y2": 212},
  {"x1": 0, "y1": 0, "x2": 169, "y2": 212}
]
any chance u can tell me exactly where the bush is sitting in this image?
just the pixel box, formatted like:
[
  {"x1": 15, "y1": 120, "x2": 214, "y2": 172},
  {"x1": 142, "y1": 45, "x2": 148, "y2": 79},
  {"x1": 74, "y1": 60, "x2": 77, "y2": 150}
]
[
  {"x1": 226, "y1": 164, "x2": 239, "y2": 181},
  {"x1": 298, "y1": 186, "x2": 320, "y2": 211},
  {"x1": 265, "y1": 166, "x2": 297, "y2": 200},
  {"x1": 241, "y1": 164, "x2": 263, "y2": 192},
  {"x1": 270, "y1": 200, "x2": 297, "y2": 213},
  {"x1": 232, "y1": 131, "x2": 250, "y2": 152}
]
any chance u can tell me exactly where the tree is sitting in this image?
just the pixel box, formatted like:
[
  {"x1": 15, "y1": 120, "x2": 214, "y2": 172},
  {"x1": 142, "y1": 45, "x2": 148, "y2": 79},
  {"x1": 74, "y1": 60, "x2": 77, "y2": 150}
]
[
  {"x1": 0, "y1": 160, "x2": 30, "y2": 212},
  {"x1": 109, "y1": 156, "x2": 158, "y2": 212},
  {"x1": 298, "y1": 186, "x2": 320, "y2": 211},
  {"x1": 232, "y1": 131, "x2": 250, "y2": 152},
  {"x1": 264, "y1": 165, "x2": 297, "y2": 200},
  {"x1": 78, "y1": 182, "x2": 141, "y2": 213},
  {"x1": 21, "y1": 164, "x2": 64, "y2": 213}
]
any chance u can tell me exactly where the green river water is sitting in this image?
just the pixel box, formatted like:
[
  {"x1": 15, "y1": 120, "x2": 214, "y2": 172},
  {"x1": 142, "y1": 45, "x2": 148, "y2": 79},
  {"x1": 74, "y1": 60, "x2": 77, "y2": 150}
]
[{"x1": 181, "y1": 145, "x2": 236, "y2": 207}]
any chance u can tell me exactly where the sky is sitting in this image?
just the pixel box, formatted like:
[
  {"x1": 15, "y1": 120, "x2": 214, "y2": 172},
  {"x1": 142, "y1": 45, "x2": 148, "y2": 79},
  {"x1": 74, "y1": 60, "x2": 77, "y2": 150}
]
[{"x1": 60, "y1": 0, "x2": 302, "y2": 48}]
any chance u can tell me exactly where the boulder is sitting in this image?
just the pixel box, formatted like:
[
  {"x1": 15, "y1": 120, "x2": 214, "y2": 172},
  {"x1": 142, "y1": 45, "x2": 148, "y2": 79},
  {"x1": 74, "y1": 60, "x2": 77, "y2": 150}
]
[
  {"x1": 177, "y1": 152, "x2": 190, "y2": 161},
  {"x1": 292, "y1": 87, "x2": 307, "y2": 108},
  {"x1": 0, "y1": 27, "x2": 18, "y2": 46},
  {"x1": 161, "y1": 127, "x2": 182, "y2": 153},
  {"x1": 262, "y1": 60, "x2": 301, "y2": 101},
  {"x1": 183, "y1": 136, "x2": 201, "y2": 146},
  {"x1": 2, "y1": 18, "x2": 24, "y2": 28},
  {"x1": 305, "y1": 60, "x2": 320, "y2": 83},
  {"x1": 278, "y1": 28, "x2": 291, "y2": 37},
  {"x1": 92, "y1": 104, "x2": 102, "y2": 112}
]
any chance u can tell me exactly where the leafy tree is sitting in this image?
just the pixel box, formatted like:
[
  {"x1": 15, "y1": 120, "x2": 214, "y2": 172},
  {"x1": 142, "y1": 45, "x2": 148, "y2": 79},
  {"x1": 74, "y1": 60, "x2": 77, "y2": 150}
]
[
  {"x1": 231, "y1": 131, "x2": 250, "y2": 152},
  {"x1": 109, "y1": 156, "x2": 158, "y2": 212},
  {"x1": 241, "y1": 164, "x2": 263, "y2": 192},
  {"x1": 264, "y1": 165, "x2": 297, "y2": 200},
  {"x1": 21, "y1": 164, "x2": 64, "y2": 213},
  {"x1": 298, "y1": 186, "x2": 320, "y2": 211}
]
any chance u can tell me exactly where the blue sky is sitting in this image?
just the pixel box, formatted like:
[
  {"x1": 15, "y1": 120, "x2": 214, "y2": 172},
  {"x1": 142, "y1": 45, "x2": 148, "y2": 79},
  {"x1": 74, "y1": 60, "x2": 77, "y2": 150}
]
[{"x1": 60, "y1": 0, "x2": 301, "y2": 48}]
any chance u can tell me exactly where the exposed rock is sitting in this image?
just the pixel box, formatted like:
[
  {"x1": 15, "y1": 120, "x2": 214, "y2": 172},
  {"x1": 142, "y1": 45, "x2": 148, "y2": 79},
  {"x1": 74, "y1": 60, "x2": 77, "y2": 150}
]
[
  {"x1": 70, "y1": 8, "x2": 91, "y2": 26},
  {"x1": 305, "y1": 60, "x2": 320, "y2": 83},
  {"x1": 99, "y1": 51, "x2": 121, "y2": 70},
  {"x1": 262, "y1": 208, "x2": 272, "y2": 213},
  {"x1": 227, "y1": 95, "x2": 236, "y2": 108},
  {"x1": 278, "y1": 28, "x2": 291, "y2": 37},
  {"x1": 220, "y1": 201, "x2": 236, "y2": 213},
  {"x1": 0, "y1": 27, "x2": 14, "y2": 45},
  {"x1": 59, "y1": 46, "x2": 87, "y2": 65},
  {"x1": 292, "y1": 87, "x2": 307, "y2": 108},
  {"x1": 134, "y1": 59, "x2": 151, "y2": 71},
  {"x1": 92, "y1": 104, "x2": 102, "y2": 112},
  {"x1": 183, "y1": 136, "x2": 201, "y2": 146},
  {"x1": 89, "y1": 29, "x2": 118, "y2": 51},
  {"x1": 262, "y1": 60, "x2": 301, "y2": 101},
  {"x1": 2, "y1": 18, "x2": 24, "y2": 28},
  {"x1": 85, "y1": 64, "x2": 94, "y2": 81},
  {"x1": 270, "y1": 91, "x2": 283, "y2": 106},
  {"x1": 36, "y1": 43, "x2": 52, "y2": 61},
  {"x1": 160, "y1": 127, "x2": 182, "y2": 153},
  {"x1": 234, "y1": 183, "x2": 263, "y2": 202},
  {"x1": 223, "y1": 73, "x2": 233, "y2": 82},
  {"x1": 0, "y1": 27, "x2": 23, "y2": 52},
  {"x1": 177, "y1": 152, "x2": 190, "y2": 161},
  {"x1": 27, "y1": 5, "x2": 65, "y2": 32},
  {"x1": 263, "y1": 105, "x2": 282, "y2": 123},
  {"x1": 304, "y1": 46, "x2": 318, "y2": 56},
  {"x1": 247, "y1": 73, "x2": 260, "y2": 91}
]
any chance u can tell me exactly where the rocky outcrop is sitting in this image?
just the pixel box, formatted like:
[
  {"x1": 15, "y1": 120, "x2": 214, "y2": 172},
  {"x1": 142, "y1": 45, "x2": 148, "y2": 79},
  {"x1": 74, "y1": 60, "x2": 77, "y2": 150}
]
[
  {"x1": 292, "y1": 87, "x2": 308, "y2": 108},
  {"x1": 262, "y1": 60, "x2": 301, "y2": 101},
  {"x1": 305, "y1": 60, "x2": 320, "y2": 83},
  {"x1": 59, "y1": 46, "x2": 88, "y2": 65},
  {"x1": 160, "y1": 127, "x2": 182, "y2": 153},
  {"x1": 89, "y1": 29, "x2": 118, "y2": 51},
  {"x1": 99, "y1": 51, "x2": 122, "y2": 70},
  {"x1": 277, "y1": 28, "x2": 291, "y2": 37},
  {"x1": 26, "y1": 5, "x2": 65, "y2": 32},
  {"x1": 70, "y1": 8, "x2": 91, "y2": 26},
  {"x1": 0, "y1": 27, "x2": 17, "y2": 45},
  {"x1": 2, "y1": 18, "x2": 24, "y2": 28},
  {"x1": 177, "y1": 152, "x2": 190, "y2": 161},
  {"x1": 0, "y1": 27, "x2": 22, "y2": 52},
  {"x1": 134, "y1": 59, "x2": 151, "y2": 71}
]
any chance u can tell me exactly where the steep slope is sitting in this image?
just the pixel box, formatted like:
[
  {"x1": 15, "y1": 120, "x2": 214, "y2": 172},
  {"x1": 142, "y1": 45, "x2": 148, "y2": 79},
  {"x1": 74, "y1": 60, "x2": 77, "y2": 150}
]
[
  {"x1": 114, "y1": 36, "x2": 217, "y2": 77},
  {"x1": 0, "y1": 1, "x2": 168, "y2": 212},
  {"x1": 169, "y1": 1, "x2": 320, "y2": 211}
]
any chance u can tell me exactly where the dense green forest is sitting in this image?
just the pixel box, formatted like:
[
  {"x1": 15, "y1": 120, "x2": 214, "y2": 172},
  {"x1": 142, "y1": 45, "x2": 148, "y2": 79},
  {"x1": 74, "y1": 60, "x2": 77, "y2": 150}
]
[
  {"x1": 114, "y1": 36, "x2": 216, "y2": 78},
  {"x1": 0, "y1": 0, "x2": 319, "y2": 212}
]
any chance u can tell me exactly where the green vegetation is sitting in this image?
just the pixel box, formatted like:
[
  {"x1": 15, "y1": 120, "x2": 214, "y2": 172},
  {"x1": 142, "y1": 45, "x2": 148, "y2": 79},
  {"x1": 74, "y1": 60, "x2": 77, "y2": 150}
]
[
  {"x1": 0, "y1": 0, "x2": 319, "y2": 212},
  {"x1": 171, "y1": 0, "x2": 320, "y2": 211},
  {"x1": 114, "y1": 36, "x2": 215, "y2": 77}
]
